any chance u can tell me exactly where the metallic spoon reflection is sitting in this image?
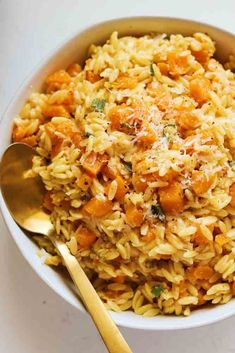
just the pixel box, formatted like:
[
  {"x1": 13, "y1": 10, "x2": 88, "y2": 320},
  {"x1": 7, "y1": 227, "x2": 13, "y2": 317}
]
[{"x1": 0, "y1": 143, "x2": 53, "y2": 235}]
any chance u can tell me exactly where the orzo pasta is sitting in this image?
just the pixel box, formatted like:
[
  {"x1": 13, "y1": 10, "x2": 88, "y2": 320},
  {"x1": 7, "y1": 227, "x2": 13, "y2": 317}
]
[{"x1": 12, "y1": 31, "x2": 235, "y2": 316}]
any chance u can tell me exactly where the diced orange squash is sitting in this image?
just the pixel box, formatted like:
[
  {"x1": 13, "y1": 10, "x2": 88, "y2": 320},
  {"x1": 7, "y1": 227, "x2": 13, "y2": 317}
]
[
  {"x1": 108, "y1": 104, "x2": 131, "y2": 131},
  {"x1": 141, "y1": 229, "x2": 155, "y2": 243},
  {"x1": 22, "y1": 135, "x2": 37, "y2": 147},
  {"x1": 43, "y1": 105, "x2": 70, "y2": 118},
  {"x1": 137, "y1": 126, "x2": 156, "y2": 146},
  {"x1": 82, "y1": 152, "x2": 107, "y2": 177},
  {"x1": 46, "y1": 83, "x2": 62, "y2": 93},
  {"x1": 178, "y1": 280, "x2": 188, "y2": 296},
  {"x1": 12, "y1": 125, "x2": 25, "y2": 141},
  {"x1": 167, "y1": 51, "x2": 190, "y2": 77},
  {"x1": 46, "y1": 70, "x2": 71, "y2": 85},
  {"x1": 101, "y1": 165, "x2": 117, "y2": 180},
  {"x1": 199, "y1": 280, "x2": 211, "y2": 291},
  {"x1": 86, "y1": 71, "x2": 100, "y2": 83},
  {"x1": 14, "y1": 134, "x2": 37, "y2": 147},
  {"x1": 108, "y1": 104, "x2": 144, "y2": 133},
  {"x1": 45, "y1": 120, "x2": 81, "y2": 156},
  {"x1": 191, "y1": 170, "x2": 214, "y2": 195},
  {"x1": 112, "y1": 76, "x2": 138, "y2": 89},
  {"x1": 44, "y1": 119, "x2": 81, "y2": 141},
  {"x1": 77, "y1": 173, "x2": 93, "y2": 191},
  {"x1": 158, "y1": 169, "x2": 179, "y2": 183},
  {"x1": 115, "y1": 176, "x2": 128, "y2": 202},
  {"x1": 192, "y1": 49, "x2": 209, "y2": 65},
  {"x1": 190, "y1": 77, "x2": 211, "y2": 105},
  {"x1": 157, "y1": 62, "x2": 170, "y2": 75},
  {"x1": 75, "y1": 227, "x2": 97, "y2": 248},
  {"x1": 215, "y1": 234, "x2": 229, "y2": 246},
  {"x1": 193, "y1": 265, "x2": 214, "y2": 280},
  {"x1": 229, "y1": 183, "x2": 235, "y2": 207},
  {"x1": 67, "y1": 63, "x2": 82, "y2": 76},
  {"x1": 70, "y1": 132, "x2": 81, "y2": 148},
  {"x1": 193, "y1": 225, "x2": 210, "y2": 245},
  {"x1": 159, "y1": 181, "x2": 185, "y2": 214},
  {"x1": 51, "y1": 137, "x2": 65, "y2": 158},
  {"x1": 185, "y1": 268, "x2": 195, "y2": 283},
  {"x1": 191, "y1": 35, "x2": 214, "y2": 65},
  {"x1": 176, "y1": 111, "x2": 200, "y2": 130},
  {"x1": 43, "y1": 191, "x2": 54, "y2": 212},
  {"x1": 114, "y1": 276, "x2": 126, "y2": 284},
  {"x1": 132, "y1": 174, "x2": 148, "y2": 192},
  {"x1": 153, "y1": 52, "x2": 163, "y2": 63},
  {"x1": 126, "y1": 204, "x2": 144, "y2": 227},
  {"x1": 108, "y1": 109, "x2": 120, "y2": 130},
  {"x1": 105, "y1": 176, "x2": 127, "y2": 202},
  {"x1": 12, "y1": 124, "x2": 38, "y2": 143},
  {"x1": 52, "y1": 120, "x2": 73, "y2": 136},
  {"x1": 83, "y1": 197, "x2": 113, "y2": 217},
  {"x1": 197, "y1": 289, "x2": 206, "y2": 305}
]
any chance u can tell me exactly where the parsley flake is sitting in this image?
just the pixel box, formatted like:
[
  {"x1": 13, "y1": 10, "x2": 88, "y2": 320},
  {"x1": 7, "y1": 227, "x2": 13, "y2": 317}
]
[
  {"x1": 151, "y1": 285, "x2": 164, "y2": 298},
  {"x1": 151, "y1": 204, "x2": 165, "y2": 222},
  {"x1": 123, "y1": 162, "x2": 132, "y2": 172},
  {"x1": 150, "y1": 63, "x2": 155, "y2": 76},
  {"x1": 91, "y1": 98, "x2": 106, "y2": 112},
  {"x1": 120, "y1": 122, "x2": 132, "y2": 129},
  {"x1": 85, "y1": 132, "x2": 92, "y2": 138}
]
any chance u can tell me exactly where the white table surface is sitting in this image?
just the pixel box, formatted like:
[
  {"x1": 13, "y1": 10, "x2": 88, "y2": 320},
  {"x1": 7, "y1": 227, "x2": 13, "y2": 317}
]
[{"x1": 1, "y1": 0, "x2": 235, "y2": 352}]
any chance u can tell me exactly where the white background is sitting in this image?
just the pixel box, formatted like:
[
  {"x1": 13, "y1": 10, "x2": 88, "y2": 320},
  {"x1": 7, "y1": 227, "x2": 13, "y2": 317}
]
[{"x1": 1, "y1": 0, "x2": 235, "y2": 352}]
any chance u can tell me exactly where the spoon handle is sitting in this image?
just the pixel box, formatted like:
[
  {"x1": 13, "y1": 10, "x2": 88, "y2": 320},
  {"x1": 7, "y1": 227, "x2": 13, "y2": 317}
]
[{"x1": 54, "y1": 240, "x2": 132, "y2": 353}]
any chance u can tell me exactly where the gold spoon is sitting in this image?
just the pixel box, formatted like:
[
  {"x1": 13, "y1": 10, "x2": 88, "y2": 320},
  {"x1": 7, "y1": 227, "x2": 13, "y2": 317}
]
[{"x1": 0, "y1": 143, "x2": 132, "y2": 353}]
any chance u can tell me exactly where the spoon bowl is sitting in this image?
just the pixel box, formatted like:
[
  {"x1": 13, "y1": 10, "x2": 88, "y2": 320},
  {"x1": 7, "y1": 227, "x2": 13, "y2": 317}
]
[
  {"x1": 0, "y1": 143, "x2": 132, "y2": 353},
  {"x1": 0, "y1": 143, "x2": 53, "y2": 235}
]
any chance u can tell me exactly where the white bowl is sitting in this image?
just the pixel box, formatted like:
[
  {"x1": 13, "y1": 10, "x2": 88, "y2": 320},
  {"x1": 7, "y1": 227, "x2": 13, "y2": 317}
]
[{"x1": 1, "y1": 17, "x2": 235, "y2": 331}]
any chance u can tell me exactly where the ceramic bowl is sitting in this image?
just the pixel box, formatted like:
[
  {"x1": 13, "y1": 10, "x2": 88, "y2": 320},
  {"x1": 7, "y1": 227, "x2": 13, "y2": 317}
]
[{"x1": 1, "y1": 17, "x2": 235, "y2": 330}]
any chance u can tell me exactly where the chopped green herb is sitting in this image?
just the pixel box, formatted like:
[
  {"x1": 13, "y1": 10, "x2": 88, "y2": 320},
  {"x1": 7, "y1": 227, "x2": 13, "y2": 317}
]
[
  {"x1": 151, "y1": 285, "x2": 164, "y2": 298},
  {"x1": 120, "y1": 122, "x2": 132, "y2": 129},
  {"x1": 163, "y1": 124, "x2": 176, "y2": 138},
  {"x1": 150, "y1": 63, "x2": 155, "y2": 76},
  {"x1": 91, "y1": 98, "x2": 106, "y2": 112},
  {"x1": 123, "y1": 162, "x2": 132, "y2": 172},
  {"x1": 229, "y1": 160, "x2": 235, "y2": 167},
  {"x1": 151, "y1": 204, "x2": 165, "y2": 222},
  {"x1": 85, "y1": 132, "x2": 92, "y2": 138}
]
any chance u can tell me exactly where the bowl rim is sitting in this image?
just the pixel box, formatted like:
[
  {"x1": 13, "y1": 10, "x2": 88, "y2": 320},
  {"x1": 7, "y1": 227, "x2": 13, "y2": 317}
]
[{"x1": 1, "y1": 16, "x2": 235, "y2": 331}]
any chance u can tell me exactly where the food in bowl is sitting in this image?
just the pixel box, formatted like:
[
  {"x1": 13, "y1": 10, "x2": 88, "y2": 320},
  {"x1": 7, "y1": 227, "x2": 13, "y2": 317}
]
[{"x1": 12, "y1": 31, "x2": 235, "y2": 317}]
